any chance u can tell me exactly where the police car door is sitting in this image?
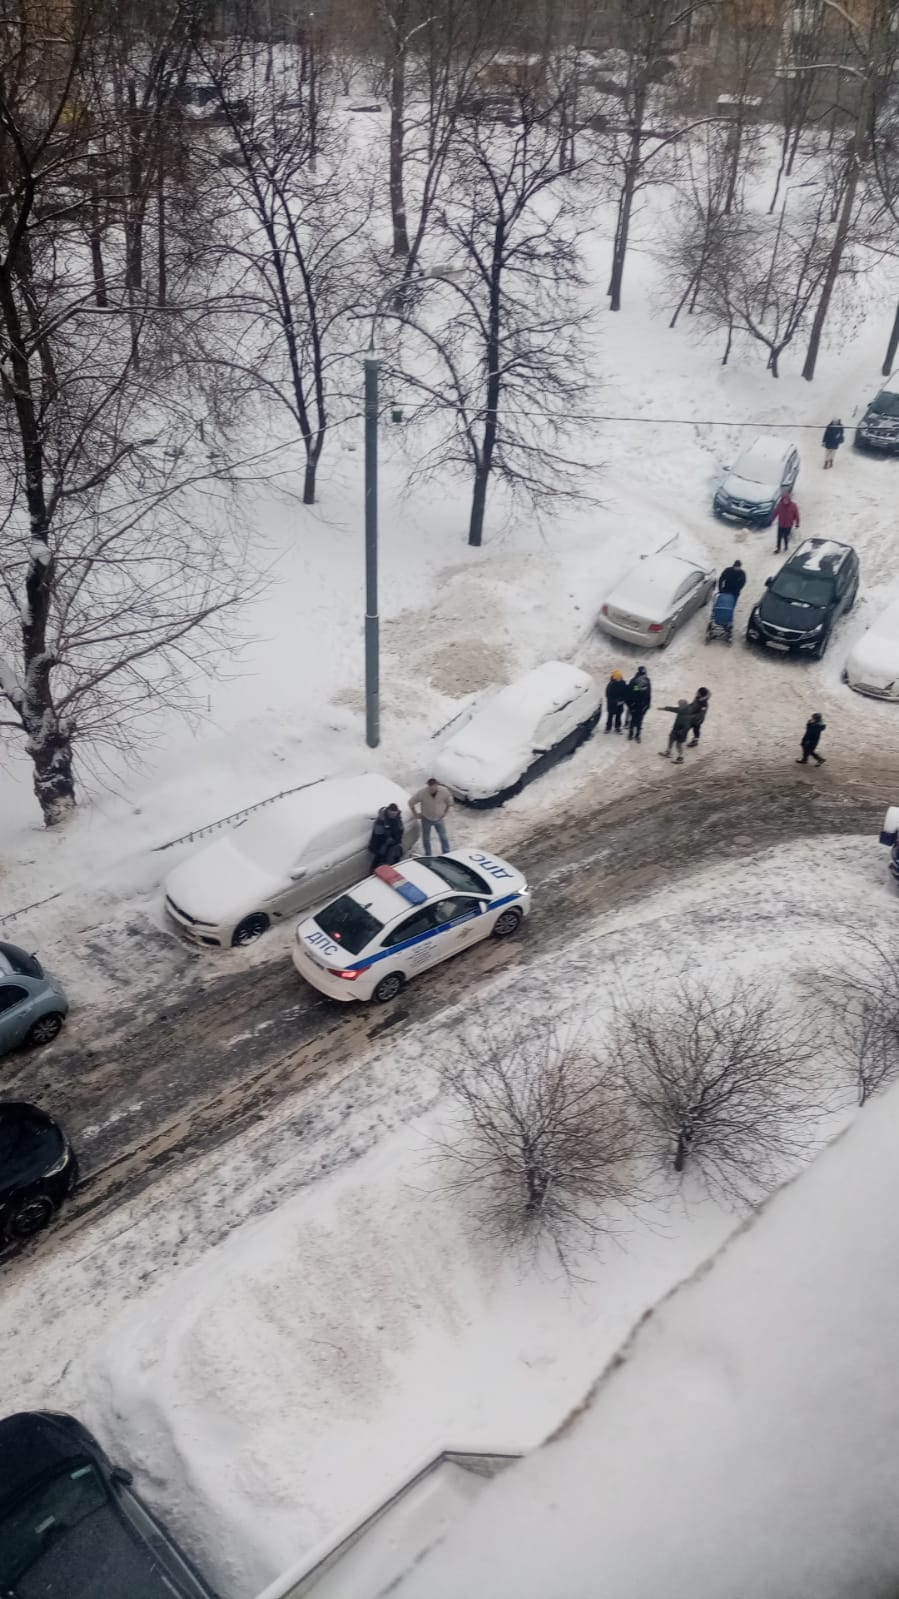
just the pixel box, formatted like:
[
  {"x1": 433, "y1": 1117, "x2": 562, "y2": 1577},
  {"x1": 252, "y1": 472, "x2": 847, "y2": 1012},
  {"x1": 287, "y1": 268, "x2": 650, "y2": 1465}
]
[{"x1": 429, "y1": 895, "x2": 483, "y2": 958}]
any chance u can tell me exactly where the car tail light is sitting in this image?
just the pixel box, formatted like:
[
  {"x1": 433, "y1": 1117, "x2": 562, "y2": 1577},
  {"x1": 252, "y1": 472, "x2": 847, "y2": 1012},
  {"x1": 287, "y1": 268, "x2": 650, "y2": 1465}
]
[
  {"x1": 648, "y1": 622, "x2": 663, "y2": 633},
  {"x1": 600, "y1": 604, "x2": 608, "y2": 615},
  {"x1": 329, "y1": 966, "x2": 361, "y2": 980}
]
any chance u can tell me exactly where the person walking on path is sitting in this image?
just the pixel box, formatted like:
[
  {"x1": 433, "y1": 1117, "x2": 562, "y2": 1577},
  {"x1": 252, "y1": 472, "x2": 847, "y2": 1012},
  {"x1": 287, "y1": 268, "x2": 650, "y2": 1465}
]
[
  {"x1": 774, "y1": 489, "x2": 800, "y2": 554},
  {"x1": 660, "y1": 700, "x2": 692, "y2": 764},
  {"x1": 605, "y1": 669, "x2": 628, "y2": 734},
  {"x1": 686, "y1": 686, "x2": 711, "y2": 749},
  {"x1": 626, "y1": 666, "x2": 651, "y2": 743},
  {"x1": 797, "y1": 713, "x2": 826, "y2": 766},
  {"x1": 369, "y1": 803, "x2": 404, "y2": 869},
  {"x1": 411, "y1": 777, "x2": 453, "y2": 855},
  {"x1": 718, "y1": 560, "x2": 746, "y2": 601},
  {"x1": 822, "y1": 419, "x2": 844, "y2": 469}
]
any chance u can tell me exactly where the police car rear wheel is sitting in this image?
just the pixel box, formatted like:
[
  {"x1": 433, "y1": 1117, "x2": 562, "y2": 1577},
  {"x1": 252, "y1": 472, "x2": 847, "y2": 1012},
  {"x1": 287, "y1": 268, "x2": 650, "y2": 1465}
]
[
  {"x1": 492, "y1": 908, "x2": 522, "y2": 939},
  {"x1": 373, "y1": 972, "x2": 405, "y2": 1004}
]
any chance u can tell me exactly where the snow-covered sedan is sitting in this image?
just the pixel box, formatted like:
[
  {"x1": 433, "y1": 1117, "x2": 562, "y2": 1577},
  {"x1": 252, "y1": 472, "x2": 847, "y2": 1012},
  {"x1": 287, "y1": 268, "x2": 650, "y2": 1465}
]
[
  {"x1": 844, "y1": 595, "x2": 899, "y2": 700},
  {"x1": 432, "y1": 661, "x2": 601, "y2": 807},
  {"x1": 164, "y1": 774, "x2": 418, "y2": 948},
  {"x1": 293, "y1": 850, "x2": 530, "y2": 1004},
  {"x1": 597, "y1": 553, "x2": 716, "y2": 648}
]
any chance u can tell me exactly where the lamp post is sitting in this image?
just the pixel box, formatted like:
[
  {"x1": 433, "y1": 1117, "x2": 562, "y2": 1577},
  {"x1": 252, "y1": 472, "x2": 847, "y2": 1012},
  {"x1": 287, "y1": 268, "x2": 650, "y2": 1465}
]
[{"x1": 362, "y1": 265, "x2": 462, "y2": 750}]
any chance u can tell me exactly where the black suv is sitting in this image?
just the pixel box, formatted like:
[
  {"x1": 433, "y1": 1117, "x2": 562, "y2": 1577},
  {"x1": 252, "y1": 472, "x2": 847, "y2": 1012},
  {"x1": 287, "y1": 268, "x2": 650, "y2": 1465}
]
[
  {"x1": 746, "y1": 538, "x2": 859, "y2": 658},
  {"x1": 855, "y1": 372, "x2": 899, "y2": 453}
]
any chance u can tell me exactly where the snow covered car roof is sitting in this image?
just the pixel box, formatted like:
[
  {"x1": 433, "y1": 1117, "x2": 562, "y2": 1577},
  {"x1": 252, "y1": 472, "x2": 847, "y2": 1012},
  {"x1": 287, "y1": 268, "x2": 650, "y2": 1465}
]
[
  {"x1": 732, "y1": 434, "x2": 793, "y2": 477},
  {"x1": 846, "y1": 595, "x2": 899, "y2": 698},
  {"x1": 432, "y1": 662, "x2": 600, "y2": 799},
  {"x1": 788, "y1": 538, "x2": 854, "y2": 575},
  {"x1": 603, "y1": 553, "x2": 712, "y2": 619}
]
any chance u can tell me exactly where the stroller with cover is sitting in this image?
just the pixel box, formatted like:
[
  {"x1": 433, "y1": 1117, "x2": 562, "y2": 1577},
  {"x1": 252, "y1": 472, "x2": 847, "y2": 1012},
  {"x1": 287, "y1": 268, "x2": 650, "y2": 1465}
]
[{"x1": 706, "y1": 589, "x2": 736, "y2": 644}]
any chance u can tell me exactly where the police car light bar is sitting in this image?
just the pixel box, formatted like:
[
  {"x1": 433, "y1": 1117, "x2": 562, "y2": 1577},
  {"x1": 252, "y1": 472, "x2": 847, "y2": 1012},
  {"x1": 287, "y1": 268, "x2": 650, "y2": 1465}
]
[{"x1": 374, "y1": 864, "x2": 428, "y2": 906}]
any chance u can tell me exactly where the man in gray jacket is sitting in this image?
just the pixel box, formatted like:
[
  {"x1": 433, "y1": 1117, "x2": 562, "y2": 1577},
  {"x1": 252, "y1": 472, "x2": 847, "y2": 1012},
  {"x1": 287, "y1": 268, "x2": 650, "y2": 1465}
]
[{"x1": 411, "y1": 777, "x2": 454, "y2": 855}]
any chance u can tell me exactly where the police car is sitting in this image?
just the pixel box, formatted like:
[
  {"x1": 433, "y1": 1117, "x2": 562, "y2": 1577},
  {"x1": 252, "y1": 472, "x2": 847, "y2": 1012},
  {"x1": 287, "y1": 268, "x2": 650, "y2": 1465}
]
[{"x1": 292, "y1": 848, "x2": 530, "y2": 1003}]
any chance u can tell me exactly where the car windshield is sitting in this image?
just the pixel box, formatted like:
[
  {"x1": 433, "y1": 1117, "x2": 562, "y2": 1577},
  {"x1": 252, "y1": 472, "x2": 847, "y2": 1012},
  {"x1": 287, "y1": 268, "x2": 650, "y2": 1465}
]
[
  {"x1": 0, "y1": 943, "x2": 43, "y2": 979},
  {"x1": 0, "y1": 1110, "x2": 64, "y2": 1186},
  {"x1": 419, "y1": 858, "x2": 491, "y2": 895},
  {"x1": 733, "y1": 451, "x2": 778, "y2": 485},
  {"x1": 314, "y1": 896, "x2": 383, "y2": 955},
  {"x1": 771, "y1": 571, "x2": 833, "y2": 608},
  {"x1": 870, "y1": 390, "x2": 899, "y2": 417},
  {"x1": 0, "y1": 1462, "x2": 181, "y2": 1598}
]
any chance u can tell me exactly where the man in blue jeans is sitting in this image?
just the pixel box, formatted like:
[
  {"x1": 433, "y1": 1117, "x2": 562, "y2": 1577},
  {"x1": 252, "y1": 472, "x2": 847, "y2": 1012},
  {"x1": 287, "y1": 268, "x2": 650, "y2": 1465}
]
[{"x1": 411, "y1": 777, "x2": 453, "y2": 855}]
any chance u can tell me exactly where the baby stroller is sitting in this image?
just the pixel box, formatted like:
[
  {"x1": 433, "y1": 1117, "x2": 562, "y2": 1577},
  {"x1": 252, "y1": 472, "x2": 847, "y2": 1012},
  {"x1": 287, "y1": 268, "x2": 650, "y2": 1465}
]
[{"x1": 706, "y1": 589, "x2": 736, "y2": 645}]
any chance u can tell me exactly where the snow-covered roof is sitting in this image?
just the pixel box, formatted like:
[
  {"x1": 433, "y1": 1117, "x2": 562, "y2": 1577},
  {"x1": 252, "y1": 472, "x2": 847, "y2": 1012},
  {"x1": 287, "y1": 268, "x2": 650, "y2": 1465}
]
[
  {"x1": 606, "y1": 553, "x2": 708, "y2": 614},
  {"x1": 390, "y1": 1082, "x2": 899, "y2": 1599},
  {"x1": 733, "y1": 434, "x2": 791, "y2": 474},
  {"x1": 433, "y1": 663, "x2": 598, "y2": 798},
  {"x1": 792, "y1": 538, "x2": 852, "y2": 573},
  {"x1": 234, "y1": 774, "x2": 410, "y2": 859}
]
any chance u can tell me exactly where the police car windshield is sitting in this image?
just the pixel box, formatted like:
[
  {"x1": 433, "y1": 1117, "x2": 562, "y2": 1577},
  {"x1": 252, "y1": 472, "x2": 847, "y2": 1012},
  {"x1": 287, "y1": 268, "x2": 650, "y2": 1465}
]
[
  {"x1": 421, "y1": 858, "x2": 491, "y2": 895},
  {"x1": 314, "y1": 897, "x2": 383, "y2": 955}
]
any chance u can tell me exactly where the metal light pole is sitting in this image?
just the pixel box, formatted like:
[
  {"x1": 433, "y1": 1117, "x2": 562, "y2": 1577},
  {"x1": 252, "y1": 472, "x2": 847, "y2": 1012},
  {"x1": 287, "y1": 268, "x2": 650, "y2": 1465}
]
[{"x1": 364, "y1": 350, "x2": 380, "y2": 749}]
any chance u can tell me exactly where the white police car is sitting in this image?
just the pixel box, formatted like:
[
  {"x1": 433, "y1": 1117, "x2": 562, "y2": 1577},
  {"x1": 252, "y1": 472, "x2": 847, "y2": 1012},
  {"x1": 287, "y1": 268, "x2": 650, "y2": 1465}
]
[{"x1": 292, "y1": 848, "x2": 530, "y2": 1003}]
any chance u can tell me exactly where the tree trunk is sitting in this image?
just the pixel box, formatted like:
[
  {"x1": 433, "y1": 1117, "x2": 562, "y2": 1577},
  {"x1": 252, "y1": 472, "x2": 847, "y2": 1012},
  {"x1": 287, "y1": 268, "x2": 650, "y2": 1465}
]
[
  {"x1": 608, "y1": 94, "x2": 644, "y2": 312},
  {"x1": 802, "y1": 156, "x2": 863, "y2": 382},
  {"x1": 883, "y1": 299, "x2": 899, "y2": 376},
  {"x1": 157, "y1": 165, "x2": 167, "y2": 308},
  {"x1": 468, "y1": 226, "x2": 502, "y2": 547},
  {"x1": 674, "y1": 1128, "x2": 691, "y2": 1172},
  {"x1": 126, "y1": 79, "x2": 144, "y2": 292},
  {"x1": 388, "y1": 17, "x2": 410, "y2": 257},
  {"x1": 28, "y1": 714, "x2": 76, "y2": 825},
  {"x1": 302, "y1": 450, "x2": 317, "y2": 504},
  {"x1": 88, "y1": 160, "x2": 108, "y2": 308}
]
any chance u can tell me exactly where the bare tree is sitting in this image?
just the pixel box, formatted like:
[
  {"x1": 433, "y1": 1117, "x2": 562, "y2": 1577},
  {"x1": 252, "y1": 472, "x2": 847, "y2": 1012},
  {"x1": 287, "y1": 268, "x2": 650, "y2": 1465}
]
[
  {"x1": 812, "y1": 933, "x2": 899, "y2": 1106},
  {"x1": 611, "y1": 977, "x2": 822, "y2": 1205},
  {"x1": 435, "y1": 1012, "x2": 640, "y2": 1264}
]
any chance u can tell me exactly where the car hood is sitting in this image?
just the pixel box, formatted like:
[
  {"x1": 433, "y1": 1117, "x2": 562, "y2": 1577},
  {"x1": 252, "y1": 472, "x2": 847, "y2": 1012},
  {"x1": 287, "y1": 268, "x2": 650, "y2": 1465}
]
[
  {"x1": 862, "y1": 409, "x2": 899, "y2": 432},
  {"x1": 433, "y1": 737, "x2": 528, "y2": 800},
  {"x1": 846, "y1": 631, "x2": 899, "y2": 693},
  {"x1": 757, "y1": 592, "x2": 826, "y2": 630},
  {"x1": 720, "y1": 472, "x2": 776, "y2": 505},
  {"x1": 164, "y1": 834, "x2": 287, "y2": 925}
]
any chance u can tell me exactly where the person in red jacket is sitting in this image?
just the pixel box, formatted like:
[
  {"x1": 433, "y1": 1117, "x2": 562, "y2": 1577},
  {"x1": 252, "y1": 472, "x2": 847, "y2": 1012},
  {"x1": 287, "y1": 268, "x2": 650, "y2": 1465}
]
[{"x1": 774, "y1": 490, "x2": 800, "y2": 554}]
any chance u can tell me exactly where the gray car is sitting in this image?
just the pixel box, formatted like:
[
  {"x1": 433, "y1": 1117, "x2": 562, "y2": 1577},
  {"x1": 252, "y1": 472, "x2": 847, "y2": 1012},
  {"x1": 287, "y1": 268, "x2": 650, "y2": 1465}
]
[{"x1": 0, "y1": 942, "x2": 68, "y2": 1056}]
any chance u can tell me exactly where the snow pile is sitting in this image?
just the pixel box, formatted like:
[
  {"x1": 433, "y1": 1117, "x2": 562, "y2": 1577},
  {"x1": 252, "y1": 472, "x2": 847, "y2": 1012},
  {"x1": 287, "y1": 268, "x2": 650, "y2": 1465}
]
[{"x1": 391, "y1": 1082, "x2": 899, "y2": 1599}]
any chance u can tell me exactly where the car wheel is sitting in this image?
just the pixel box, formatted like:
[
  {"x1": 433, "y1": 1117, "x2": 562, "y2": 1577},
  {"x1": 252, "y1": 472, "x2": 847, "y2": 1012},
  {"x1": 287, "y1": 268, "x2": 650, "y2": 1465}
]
[
  {"x1": 4, "y1": 1192, "x2": 54, "y2": 1242},
  {"x1": 373, "y1": 972, "x2": 404, "y2": 1004},
  {"x1": 25, "y1": 1013, "x2": 64, "y2": 1048},
  {"x1": 492, "y1": 907, "x2": 523, "y2": 939},
  {"x1": 231, "y1": 913, "x2": 270, "y2": 947}
]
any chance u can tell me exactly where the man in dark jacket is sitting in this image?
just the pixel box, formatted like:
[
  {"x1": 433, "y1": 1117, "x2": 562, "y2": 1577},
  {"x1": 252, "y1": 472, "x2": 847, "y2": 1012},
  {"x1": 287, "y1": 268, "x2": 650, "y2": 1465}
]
[
  {"x1": 626, "y1": 666, "x2": 651, "y2": 743},
  {"x1": 687, "y1": 686, "x2": 711, "y2": 748},
  {"x1": 369, "y1": 803, "x2": 404, "y2": 867},
  {"x1": 797, "y1": 713, "x2": 826, "y2": 766},
  {"x1": 822, "y1": 420, "x2": 844, "y2": 468},
  {"x1": 605, "y1": 670, "x2": 628, "y2": 733},
  {"x1": 774, "y1": 490, "x2": 800, "y2": 553},
  {"x1": 718, "y1": 560, "x2": 746, "y2": 600},
  {"x1": 659, "y1": 700, "x2": 692, "y2": 764}
]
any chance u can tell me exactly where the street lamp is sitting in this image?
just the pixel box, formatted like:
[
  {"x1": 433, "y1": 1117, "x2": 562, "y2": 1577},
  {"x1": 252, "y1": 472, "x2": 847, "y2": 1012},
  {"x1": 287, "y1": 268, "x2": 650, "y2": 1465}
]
[{"x1": 363, "y1": 264, "x2": 462, "y2": 749}]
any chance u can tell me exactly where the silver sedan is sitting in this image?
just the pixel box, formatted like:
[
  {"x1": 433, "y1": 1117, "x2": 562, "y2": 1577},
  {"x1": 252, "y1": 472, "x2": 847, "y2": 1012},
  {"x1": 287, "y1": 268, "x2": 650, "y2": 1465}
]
[{"x1": 598, "y1": 553, "x2": 716, "y2": 648}]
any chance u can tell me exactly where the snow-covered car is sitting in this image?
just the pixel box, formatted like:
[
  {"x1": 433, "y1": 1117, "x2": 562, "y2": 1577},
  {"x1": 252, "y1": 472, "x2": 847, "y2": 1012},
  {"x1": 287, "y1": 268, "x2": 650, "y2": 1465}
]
[
  {"x1": 164, "y1": 775, "x2": 419, "y2": 948},
  {"x1": 879, "y1": 806, "x2": 899, "y2": 887},
  {"x1": 597, "y1": 553, "x2": 715, "y2": 648},
  {"x1": 432, "y1": 662, "x2": 601, "y2": 807},
  {"x1": 844, "y1": 596, "x2": 899, "y2": 699},
  {"x1": 713, "y1": 435, "x2": 800, "y2": 525},
  {"x1": 292, "y1": 850, "x2": 530, "y2": 1004}
]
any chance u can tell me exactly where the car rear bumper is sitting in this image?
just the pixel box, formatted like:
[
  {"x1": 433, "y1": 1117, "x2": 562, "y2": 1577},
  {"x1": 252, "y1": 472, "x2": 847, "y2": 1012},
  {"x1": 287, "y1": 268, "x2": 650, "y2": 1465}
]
[
  {"x1": 292, "y1": 942, "x2": 365, "y2": 1002},
  {"x1": 597, "y1": 616, "x2": 664, "y2": 647}
]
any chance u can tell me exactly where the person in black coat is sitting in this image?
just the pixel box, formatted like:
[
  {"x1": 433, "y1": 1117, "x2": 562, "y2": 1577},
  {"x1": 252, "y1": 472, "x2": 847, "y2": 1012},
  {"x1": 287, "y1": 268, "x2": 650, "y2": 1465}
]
[
  {"x1": 822, "y1": 420, "x2": 844, "y2": 469},
  {"x1": 369, "y1": 803, "x2": 404, "y2": 867},
  {"x1": 626, "y1": 666, "x2": 651, "y2": 743},
  {"x1": 686, "y1": 686, "x2": 711, "y2": 748},
  {"x1": 718, "y1": 561, "x2": 746, "y2": 600},
  {"x1": 605, "y1": 670, "x2": 628, "y2": 733},
  {"x1": 659, "y1": 700, "x2": 692, "y2": 763},
  {"x1": 797, "y1": 713, "x2": 826, "y2": 766}
]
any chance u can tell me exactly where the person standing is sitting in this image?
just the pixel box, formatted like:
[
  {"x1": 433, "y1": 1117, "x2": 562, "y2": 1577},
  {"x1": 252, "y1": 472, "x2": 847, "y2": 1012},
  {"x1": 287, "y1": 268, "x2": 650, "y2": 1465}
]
[
  {"x1": 604, "y1": 669, "x2": 628, "y2": 734},
  {"x1": 410, "y1": 777, "x2": 453, "y2": 855},
  {"x1": 626, "y1": 666, "x2": 651, "y2": 743},
  {"x1": 369, "y1": 803, "x2": 404, "y2": 868},
  {"x1": 822, "y1": 419, "x2": 845, "y2": 469},
  {"x1": 659, "y1": 700, "x2": 692, "y2": 764},
  {"x1": 686, "y1": 687, "x2": 711, "y2": 749},
  {"x1": 718, "y1": 560, "x2": 746, "y2": 601},
  {"x1": 774, "y1": 489, "x2": 800, "y2": 554},
  {"x1": 797, "y1": 713, "x2": 826, "y2": 767}
]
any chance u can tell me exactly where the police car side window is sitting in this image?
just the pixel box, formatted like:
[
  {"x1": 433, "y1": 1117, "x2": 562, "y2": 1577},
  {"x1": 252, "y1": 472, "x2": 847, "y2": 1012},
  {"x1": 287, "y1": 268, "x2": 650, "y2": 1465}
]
[
  {"x1": 382, "y1": 908, "x2": 435, "y2": 947},
  {"x1": 432, "y1": 896, "x2": 477, "y2": 925}
]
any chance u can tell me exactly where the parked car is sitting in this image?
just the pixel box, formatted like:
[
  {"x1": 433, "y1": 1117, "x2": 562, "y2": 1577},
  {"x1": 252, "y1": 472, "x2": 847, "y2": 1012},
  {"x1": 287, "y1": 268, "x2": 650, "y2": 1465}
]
[
  {"x1": 597, "y1": 553, "x2": 716, "y2": 649},
  {"x1": 844, "y1": 594, "x2": 899, "y2": 699},
  {"x1": 855, "y1": 370, "x2": 899, "y2": 454},
  {"x1": 0, "y1": 942, "x2": 68, "y2": 1056},
  {"x1": 164, "y1": 775, "x2": 419, "y2": 948},
  {"x1": 746, "y1": 538, "x2": 859, "y2": 658},
  {"x1": 0, "y1": 1411, "x2": 219, "y2": 1597},
  {"x1": 713, "y1": 435, "x2": 800, "y2": 525},
  {"x1": 293, "y1": 849, "x2": 530, "y2": 1004},
  {"x1": 0, "y1": 1101, "x2": 77, "y2": 1243},
  {"x1": 879, "y1": 805, "x2": 899, "y2": 887},
  {"x1": 432, "y1": 662, "x2": 601, "y2": 807}
]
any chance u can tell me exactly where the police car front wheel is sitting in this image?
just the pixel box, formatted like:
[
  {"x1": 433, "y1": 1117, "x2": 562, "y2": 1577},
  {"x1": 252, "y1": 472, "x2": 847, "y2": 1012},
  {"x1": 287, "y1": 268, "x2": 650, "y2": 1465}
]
[
  {"x1": 373, "y1": 972, "x2": 405, "y2": 1004},
  {"x1": 492, "y1": 908, "x2": 523, "y2": 939}
]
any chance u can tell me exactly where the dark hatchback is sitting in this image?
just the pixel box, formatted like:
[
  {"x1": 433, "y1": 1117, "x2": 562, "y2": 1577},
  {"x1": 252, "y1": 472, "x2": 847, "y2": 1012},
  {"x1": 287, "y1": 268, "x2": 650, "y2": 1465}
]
[
  {"x1": 746, "y1": 538, "x2": 859, "y2": 659},
  {"x1": 0, "y1": 1102, "x2": 77, "y2": 1245},
  {"x1": 0, "y1": 1412, "x2": 219, "y2": 1598}
]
